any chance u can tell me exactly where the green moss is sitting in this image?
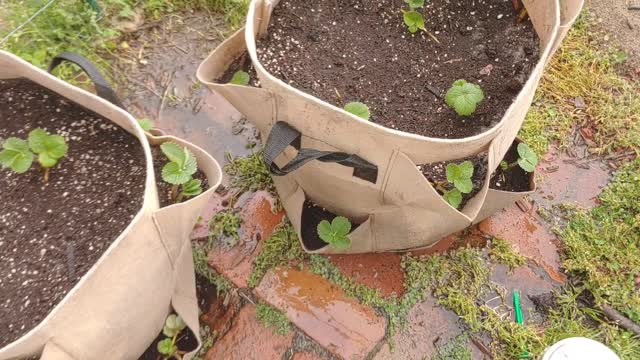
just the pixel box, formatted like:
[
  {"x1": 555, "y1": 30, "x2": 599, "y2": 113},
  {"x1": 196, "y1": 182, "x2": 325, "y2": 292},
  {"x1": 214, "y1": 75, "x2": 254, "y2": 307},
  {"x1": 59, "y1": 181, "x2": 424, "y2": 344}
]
[
  {"x1": 248, "y1": 221, "x2": 305, "y2": 288},
  {"x1": 489, "y1": 238, "x2": 527, "y2": 271},
  {"x1": 520, "y1": 12, "x2": 640, "y2": 157},
  {"x1": 209, "y1": 210, "x2": 242, "y2": 247},
  {"x1": 192, "y1": 245, "x2": 233, "y2": 295},
  {"x1": 432, "y1": 334, "x2": 472, "y2": 360},
  {"x1": 256, "y1": 302, "x2": 291, "y2": 336},
  {"x1": 224, "y1": 150, "x2": 276, "y2": 196}
]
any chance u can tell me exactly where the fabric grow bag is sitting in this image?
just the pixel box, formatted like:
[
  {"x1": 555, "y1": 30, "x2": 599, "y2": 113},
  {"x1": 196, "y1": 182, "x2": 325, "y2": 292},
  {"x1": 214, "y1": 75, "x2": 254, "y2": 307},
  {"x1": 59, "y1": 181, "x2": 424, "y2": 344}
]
[
  {"x1": 197, "y1": 0, "x2": 583, "y2": 253},
  {"x1": 0, "y1": 51, "x2": 221, "y2": 360}
]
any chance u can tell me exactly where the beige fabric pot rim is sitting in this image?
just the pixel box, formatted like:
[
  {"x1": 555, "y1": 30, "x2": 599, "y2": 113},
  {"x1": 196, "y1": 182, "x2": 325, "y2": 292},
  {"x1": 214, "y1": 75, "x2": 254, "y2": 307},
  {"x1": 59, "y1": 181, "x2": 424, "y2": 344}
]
[{"x1": 240, "y1": 0, "x2": 561, "y2": 144}]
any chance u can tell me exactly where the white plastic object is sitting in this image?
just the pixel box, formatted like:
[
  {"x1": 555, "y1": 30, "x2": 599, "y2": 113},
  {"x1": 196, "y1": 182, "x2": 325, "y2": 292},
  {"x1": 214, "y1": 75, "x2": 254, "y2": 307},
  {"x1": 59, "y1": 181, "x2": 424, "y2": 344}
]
[{"x1": 542, "y1": 337, "x2": 620, "y2": 360}]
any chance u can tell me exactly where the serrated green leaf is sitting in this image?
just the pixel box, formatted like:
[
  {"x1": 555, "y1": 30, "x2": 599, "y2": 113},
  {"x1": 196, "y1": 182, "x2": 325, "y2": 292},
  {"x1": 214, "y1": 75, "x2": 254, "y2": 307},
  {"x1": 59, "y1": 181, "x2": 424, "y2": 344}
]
[
  {"x1": 446, "y1": 161, "x2": 474, "y2": 193},
  {"x1": 182, "y1": 178, "x2": 203, "y2": 197},
  {"x1": 454, "y1": 178, "x2": 473, "y2": 194},
  {"x1": 162, "y1": 162, "x2": 192, "y2": 185},
  {"x1": 500, "y1": 161, "x2": 509, "y2": 171},
  {"x1": 161, "y1": 142, "x2": 186, "y2": 166},
  {"x1": 163, "y1": 314, "x2": 186, "y2": 338},
  {"x1": 516, "y1": 143, "x2": 538, "y2": 172},
  {"x1": 458, "y1": 161, "x2": 474, "y2": 178},
  {"x1": 28, "y1": 128, "x2": 48, "y2": 153},
  {"x1": 317, "y1": 220, "x2": 334, "y2": 244},
  {"x1": 332, "y1": 236, "x2": 352, "y2": 251},
  {"x1": 344, "y1": 102, "x2": 370, "y2": 120},
  {"x1": 229, "y1": 70, "x2": 250, "y2": 86},
  {"x1": 4, "y1": 137, "x2": 30, "y2": 153},
  {"x1": 38, "y1": 152, "x2": 57, "y2": 168},
  {"x1": 0, "y1": 147, "x2": 33, "y2": 173},
  {"x1": 332, "y1": 216, "x2": 352, "y2": 237},
  {"x1": 183, "y1": 148, "x2": 198, "y2": 176},
  {"x1": 446, "y1": 163, "x2": 461, "y2": 184},
  {"x1": 403, "y1": 11, "x2": 425, "y2": 33},
  {"x1": 28, "y1": 129, "x2": 68, "y2": 168},
  {"x1": 138, "y1": 118, "x2": 153, "y2": 131},
  {"x1": 157, "y1": 338, "x2": 176, "y2": 356},
  {"x1": 445, "y1": 79, "x2": 485, "y2": 116},
  {"x1": 444, "y1": 189, "x2": 462, "y2": 209},
  {"x1": 404, "y1": 0, "x2": 424, "y2": 9}
]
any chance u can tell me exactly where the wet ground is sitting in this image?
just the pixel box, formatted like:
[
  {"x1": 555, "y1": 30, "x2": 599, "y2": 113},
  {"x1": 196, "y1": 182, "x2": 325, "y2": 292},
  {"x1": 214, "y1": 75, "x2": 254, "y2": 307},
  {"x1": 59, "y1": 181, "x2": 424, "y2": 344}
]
[{"x1": 116, "y1": 11, "x2": 616, "y2": 360}]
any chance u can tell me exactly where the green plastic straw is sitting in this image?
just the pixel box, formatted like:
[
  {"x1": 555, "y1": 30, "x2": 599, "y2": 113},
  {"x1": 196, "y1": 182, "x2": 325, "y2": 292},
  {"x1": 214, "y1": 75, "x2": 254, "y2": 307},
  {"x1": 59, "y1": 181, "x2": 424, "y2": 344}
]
[{"x1": 514, "y1": 289, "x2": 523, "y2": 324}]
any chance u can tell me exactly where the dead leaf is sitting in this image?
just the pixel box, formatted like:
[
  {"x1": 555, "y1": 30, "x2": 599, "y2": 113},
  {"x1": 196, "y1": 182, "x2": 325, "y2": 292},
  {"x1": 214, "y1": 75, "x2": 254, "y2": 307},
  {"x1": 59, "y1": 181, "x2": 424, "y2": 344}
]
[
  {"x1": 572, "y1": 96, "x2": 586, "y2": 109},
  {"x1": 480, "y1": 64, "x2": 493, "y2": 76}
]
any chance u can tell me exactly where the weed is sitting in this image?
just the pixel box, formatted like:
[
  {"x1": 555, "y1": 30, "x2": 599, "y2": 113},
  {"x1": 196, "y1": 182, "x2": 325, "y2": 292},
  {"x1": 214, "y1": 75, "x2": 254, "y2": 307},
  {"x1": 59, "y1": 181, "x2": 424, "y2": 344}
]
[
  {"x1": 208, "y1": 210, "x2": 242, "y2": 247},
  {"x1": 520, "y1": 13, "x2": 640, "y2": 156},
  {"x1": 248, "y1": 221, "x2": 305, "y2": 288},
  {"x1": 192, "y1": 244, "x2": 233, "y2": 296},
  {"x1": 344, "y1": 102, "x2": 370, "y2": 120},
  {"x1": 160, "y1": 142, "x2": 202, "y2": 203},
  {"x1": 157, "y1": 314, "x2": 187, "y2": 360},
  {"x1": 317, "y1": 216, "x2": 352, "y2": 250},
  {"x1": 432, "y1": 334, "x2": 472, "y2": 360},
  {"x1": 229, "y1": 70, "x2": 250, "y2": 85},
  {"x1": 256, "y1": 302, "x2": 291, "y2": 335},
  {"x1": 445, "y1": 80, "x2": 485, "y2": 117},
  {"x1": 488, "y1": 238, "x2": 527, "y2": 270},
  {"x1": 224, "y1": 150, "x2": 275, "y2": 195}
]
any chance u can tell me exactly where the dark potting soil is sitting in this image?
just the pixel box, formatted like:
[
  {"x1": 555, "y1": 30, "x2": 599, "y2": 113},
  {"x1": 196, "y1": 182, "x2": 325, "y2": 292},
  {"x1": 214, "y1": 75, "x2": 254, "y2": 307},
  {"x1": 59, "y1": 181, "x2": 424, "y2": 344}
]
[
  {"x1": 217, "y1": 51, "x2": 260, "y2": 87},
  {"x1": 420, "y1": 153, "x2": 488, "y2": 210},
  {"x1": 151, "y1": 146, "x2": 209, "y2": 208},
  {"x1": 257, "y1": 0, "x2": 540, "y2": 138},
  {"x1": 0, "y1": 78, "x2": 146, "y2": 347},
  {"x1": 300, "y1": 200, "x2": 361, "y2": 251},
  {"x1": 489, "y1": 141, "x2": 532, "y2": 192}
]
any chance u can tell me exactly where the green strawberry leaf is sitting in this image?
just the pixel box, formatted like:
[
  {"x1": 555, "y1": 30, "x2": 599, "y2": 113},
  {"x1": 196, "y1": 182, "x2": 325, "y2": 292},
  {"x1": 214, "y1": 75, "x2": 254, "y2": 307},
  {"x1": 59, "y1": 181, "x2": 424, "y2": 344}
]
[
  {"x1": 403, "y1": 11, "x2": 425, "y2": 33},
  {"x1": 229, "y1": 70, "x2": 250, "y2": 86},
  {"x1": 444, "y1": 189, "x2": 462, "y2": 209},
  {"x1": 458, "y1": 161, "x2": 474, "y2": 178},
  {"x1": 163, "y1": 314, "x2": 186, "y2": 338},
  {"x1": 162, "y1": 162, "x2": 192, "y2": 185},
  {"x1": 182, "y1": 178, "x2": 203, "y2": 197},
  {"x1": 157, "y1": 338, "x2": 176, "y2": 356},
  {"x1": 517, "y1": 143, "x2": 538, "y2": 172},
  {"x1": 454, "y1": 178, "x2": 473, "y2": 194},
  {"x1": 445, "y1": 79, "x2": 485, "y2": 116},
  {"x1": 28, "y1": 128, "x2": 49, "y2": 154},
  {"x1": 161, "y1": 142, "x2": 186, "y2": 166},
  {"x1": 332, "y1": 216, "x2": 352, "y2": 237},
  {"x1": 28, "y1": 129, "x2": 67, "y2": 168},
  {"x1": 446, "y1": 161, "x2": 475, "y2": 193},
  {"x1": 344, "y1": 102, "x2": 370, "y2": 120},
  {"x1": 404, "y1": 0, "x2": 424, "y2": 9},
  {"x1": 0, "y1": 138, "x2": 33, "y2": 173},
  {"x1": 138, "y1": 118, "x2": 153, "y2": 132},
  {"x1": 332, "y1": 236, "x2": 352, "y2": 251},
  {"x1": 317, "y1": 220, "x2": 334, "y2": 244}
]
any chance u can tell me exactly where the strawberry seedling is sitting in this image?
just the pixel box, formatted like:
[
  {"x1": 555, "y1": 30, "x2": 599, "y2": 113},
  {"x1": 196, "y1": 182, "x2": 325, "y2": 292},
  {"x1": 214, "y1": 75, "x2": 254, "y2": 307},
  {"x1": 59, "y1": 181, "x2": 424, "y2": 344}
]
[
  {"x1": 317, "y1": 216, "x2": 352, "y2": 250},
  {"x1": 157, "y1": 314, "x2": 187, "y2": 360},
  {"x1": 161, "y1": 142, "x2": 203, "y2": 203},
  {"x1": 499, "y1": 143, "x2": 538, "y2": 173},
  {"x1": 445, "y1": 80, "x2": 485, "y2": 116},
  {"x1": 138, "y1": 118, "x2": 154, "y2": 132},
  {"x1": 0, "y1": 138, "x2": 33, "y2": 174},
  {"x1": 28, "y1": 128, "x2": 68, "y2": 183},
  {"x1": 442, "y1": 160, "x2": 474, "y2": 209},
  {"x1": 229, "y1": 70, "x2": 250, "y2": 86}
]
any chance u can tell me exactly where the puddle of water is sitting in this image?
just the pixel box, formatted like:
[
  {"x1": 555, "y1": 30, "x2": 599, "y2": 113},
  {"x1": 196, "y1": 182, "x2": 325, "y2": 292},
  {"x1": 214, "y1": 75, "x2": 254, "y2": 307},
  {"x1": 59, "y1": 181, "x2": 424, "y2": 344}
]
[{"x1": 116, "y1": 13, "x2": 258, "y2": 163}]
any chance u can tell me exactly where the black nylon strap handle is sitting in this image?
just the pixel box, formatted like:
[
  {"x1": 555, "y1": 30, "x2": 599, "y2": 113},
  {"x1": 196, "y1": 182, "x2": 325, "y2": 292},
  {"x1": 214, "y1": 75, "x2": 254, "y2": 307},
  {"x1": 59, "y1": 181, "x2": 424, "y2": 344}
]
[
  {"x1": 48, "y1": 51, "x2": 125, "y2": 109},
  {"x1": 264, "y1": 121, "x2": 378, "y2": 183}
]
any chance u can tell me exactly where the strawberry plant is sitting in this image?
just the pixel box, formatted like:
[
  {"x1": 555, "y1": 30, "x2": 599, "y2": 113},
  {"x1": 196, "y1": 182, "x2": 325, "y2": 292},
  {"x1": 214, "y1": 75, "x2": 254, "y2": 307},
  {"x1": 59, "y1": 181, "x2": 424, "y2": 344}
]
[
  {"x1": 443, "y1": 160, "x2": 474, "y2": 209},
  {"x1": 344, "y1": 102, "x2": 370, "y2": 120},
  {"x1": 317, "y1": 216, "x2": 352, "y2": 250},
  {"x1": 138, "y1": 118, "x2": 153, "y2": 132},
  {"x1": 229, "y1": 70, "x2": 250, "y2": 86},
  {"x1": 499, "y1": 143, "x2": 538, "y2": 173},
  {"x1": 402, "y1": 0, "x2": 425, "y2": 33},
  {"x1": 157, "y1": 314, "x2": 187, "y2": 360},
  {"x1": 445, "y1": 80, "x2": 485, "y2": 116},
  {"x1": 0, "y1": 138, "x2": 33, "y2": 174},
  {"x1": 28, "y1": 128, "x2": 68, "y2": 183},
  {"x1": 161, "y1": 142, "x2": 203, "y2": 203}
]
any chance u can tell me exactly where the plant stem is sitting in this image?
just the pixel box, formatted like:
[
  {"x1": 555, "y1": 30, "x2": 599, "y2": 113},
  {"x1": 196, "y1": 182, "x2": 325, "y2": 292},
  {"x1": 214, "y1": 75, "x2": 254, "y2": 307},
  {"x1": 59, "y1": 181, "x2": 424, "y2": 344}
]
[
  {"x1": 43, "y1": 167, "x2": 50, "y2": 184},
  {"x1": 171, "y1": 184, "x2": 179, "y2": 201},
  {"x1": 175, "y1": 191, "x2": 184, "y2": 204}
]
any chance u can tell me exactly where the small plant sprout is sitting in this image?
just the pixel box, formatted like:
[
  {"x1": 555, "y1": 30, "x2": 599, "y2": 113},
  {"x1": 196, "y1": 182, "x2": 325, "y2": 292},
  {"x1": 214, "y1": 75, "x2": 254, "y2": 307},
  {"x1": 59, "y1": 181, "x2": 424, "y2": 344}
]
[
  {"x1": 0, "y1": 138, "x2": 33, "y2": 174},
  {"x1": 138, "y1": 118, "x2": 153, "y2": 132},
  {"x1": 499, "y1": 143, "x2": 539, "y2": 173},
  {"x1": 157, "y1": 314, "x2": 187, "y2": 360},
  {"x1": 344, "y1": 102, "x2": 370, "y2": 120},
  {"x1": 229, "y1": 70, "x2": 250, "y2": 86},
  {"x1": 402, "y1": 0, "x2": 440, "y2": 42},
  {"x1": 160, "y1": 142, "x2": 203, "y2": 203},
  {"x1": 443, "y1": 160, "x2": 474, "y2": 209},
  {"x1": 445, "y1": 80, "x2": 485, "y2": 117},
  {"x1": 317, "y1": 216, "x2": 352, "y2": 250},
  {"x1": 28, "y1": 128, "x2": 68, "y2": 183}
]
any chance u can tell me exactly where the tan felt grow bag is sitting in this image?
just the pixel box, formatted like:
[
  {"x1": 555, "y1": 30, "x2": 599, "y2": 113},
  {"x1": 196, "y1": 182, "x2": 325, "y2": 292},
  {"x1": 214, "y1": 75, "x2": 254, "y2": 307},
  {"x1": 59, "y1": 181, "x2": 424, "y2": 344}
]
[
  {"x1": 198, "y1": 0, "x2": 583, "y2": 254},
  {"x1": 0, "y1": 51, "x2": 222, "y2": 360}
]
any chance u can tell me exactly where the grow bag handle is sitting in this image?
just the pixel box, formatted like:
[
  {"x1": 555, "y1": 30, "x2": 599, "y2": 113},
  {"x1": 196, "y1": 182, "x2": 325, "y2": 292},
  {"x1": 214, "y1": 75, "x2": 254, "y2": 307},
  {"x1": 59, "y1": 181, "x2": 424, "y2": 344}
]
[
  {"x1": 48, "y1": 51, "x2": 125, "y2": 109},
  {"x1": 264, "y1": 121, "x2": 378, "y2": 183}
]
